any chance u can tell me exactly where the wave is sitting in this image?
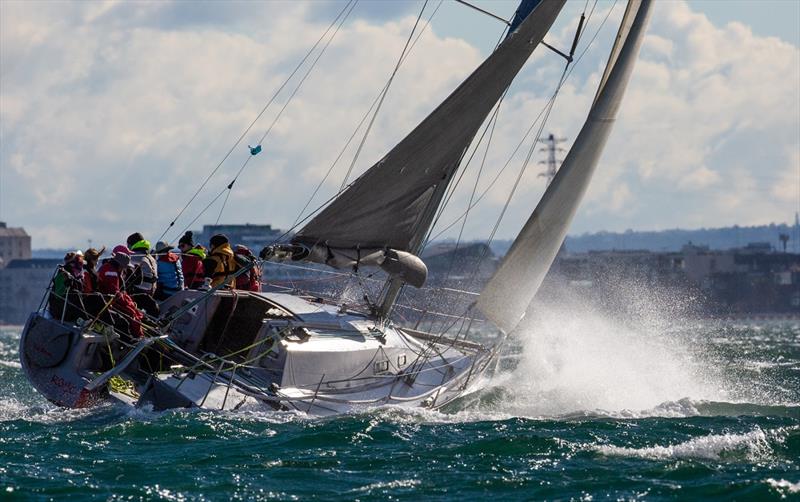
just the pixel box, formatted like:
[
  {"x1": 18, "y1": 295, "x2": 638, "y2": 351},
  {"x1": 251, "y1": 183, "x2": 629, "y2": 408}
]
[{"x1": 593, "y1": 426, "x2": 797, "y2": 462}]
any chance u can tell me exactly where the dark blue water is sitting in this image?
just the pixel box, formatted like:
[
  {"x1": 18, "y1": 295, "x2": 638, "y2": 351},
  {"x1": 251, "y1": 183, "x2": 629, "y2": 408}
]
[{"x1": 2, "y1": 316, "x2": 798, "y2": 500}]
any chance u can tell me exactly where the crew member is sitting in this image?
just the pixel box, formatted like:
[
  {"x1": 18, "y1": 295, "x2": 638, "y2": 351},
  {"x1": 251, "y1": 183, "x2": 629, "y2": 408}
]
[
  {"x1": 49, "y1": 251, "x2": 85, "y2": 321},
  {"x1": 234, "y1": 245, "x2": 261, "y2": 292},
  {"x1": 126, "y1": 233, "x2": 159, "y2": 317},
  {"x1": 203, "y1": 234, "x2": 238, "y2": 288},
  {"x1": 178, "y1": 231, "x2": 205, "y2": 289},
  {"x1": 82, "y1": 246, "x2": 105, "y2": 293},
  {"x1": 97, "y1": 245, "x2": 144, "y2": 339},
  {"x1": 154, "y1": 241, "x2": 184, "y2": 300}
]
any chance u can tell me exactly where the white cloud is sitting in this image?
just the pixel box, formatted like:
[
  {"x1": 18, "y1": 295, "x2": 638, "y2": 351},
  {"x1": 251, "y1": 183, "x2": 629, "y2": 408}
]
[{"x1": 0, "y1": 0, "x2": 798, "y2": 248}]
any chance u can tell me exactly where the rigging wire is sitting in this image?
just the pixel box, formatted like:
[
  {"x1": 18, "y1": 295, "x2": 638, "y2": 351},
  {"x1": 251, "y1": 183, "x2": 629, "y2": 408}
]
[
  {"x1": 339, "y1": 0, "x2": 430, "y2": 191},
  {"x1": 174, "y1": 0, "x2": 358, "y2": 242},
  {"x1": 291, "y1": 0, "x2": 444, "y2": 230},
  {"x1": 415, "y1": 29, "x2": 511, "y2": 327},
  {"x1": 427, "y1": 0, "x2": 612, "y2": 244},
  {"x1": 422, "y1": 20, "x2": 512, "y2": 251},
  {"x1": 383, "y1": 18, "x2": 510, "y2": 315},
  {"x1": 273, "y1": 0, "x2": 614, "y2": 323},
  {"x1": 158, "y1": 0, "x2": 356, "y2": 243},
  {"x1": 464, "y1": 0, "x2": 613, "y2": 289},
  {"x1": 407, "y1": 0, "x2": 610, "y2": 333}
]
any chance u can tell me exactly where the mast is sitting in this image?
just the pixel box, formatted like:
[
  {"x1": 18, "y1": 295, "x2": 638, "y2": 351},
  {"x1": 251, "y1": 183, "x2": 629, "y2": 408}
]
[
  {"x1": 291, "y1": 0, "x2": 566, "y2": 307},
  {"x1": 375, "y1": 0, "x2": 555, "y2": 318},
  {"x1": 377, "y1": 165, "x2": 456, "y2": 317}
]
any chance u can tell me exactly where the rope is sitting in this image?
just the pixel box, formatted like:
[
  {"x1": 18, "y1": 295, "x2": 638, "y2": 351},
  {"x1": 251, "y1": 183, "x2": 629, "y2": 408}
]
[{"x1": 392, "y1": 20, "x2": 510, "y2": 323}]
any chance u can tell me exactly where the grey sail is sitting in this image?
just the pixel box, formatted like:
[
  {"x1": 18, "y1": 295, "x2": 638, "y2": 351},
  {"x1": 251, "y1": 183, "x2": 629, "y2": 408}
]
[
  {"x1": 476, "y1": 0, "x2": 653, "y2": 333},
  {"x1": 292, "y1": 0, "x2": 566, "y2": 276}
]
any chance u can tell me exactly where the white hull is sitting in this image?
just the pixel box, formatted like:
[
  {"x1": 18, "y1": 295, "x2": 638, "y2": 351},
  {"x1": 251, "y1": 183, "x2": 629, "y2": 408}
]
[{"x1": 19, "y1": 290, "x2": 492, "y2": 416}]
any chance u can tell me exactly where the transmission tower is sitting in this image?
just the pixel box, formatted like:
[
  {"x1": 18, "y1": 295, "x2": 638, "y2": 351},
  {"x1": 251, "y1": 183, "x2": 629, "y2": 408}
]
[{"x1": 538, "y1": 133, "x2": 567, "y2": 187}]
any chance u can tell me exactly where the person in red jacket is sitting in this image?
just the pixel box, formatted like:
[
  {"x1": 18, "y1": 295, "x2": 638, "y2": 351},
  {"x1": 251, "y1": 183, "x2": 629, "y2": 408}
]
[
  {"x1": 178, "y1": 231, "x2": 205, "y2": 289},
  {"x1": 234, "y1": 245, "x2": 261, "y2": 292},
  {"x1": 97, "y1": 245, "x2": 143, "y2": 339},
  {"x1": 82, "y1": 246, "x2": 105, "y2": 293}
]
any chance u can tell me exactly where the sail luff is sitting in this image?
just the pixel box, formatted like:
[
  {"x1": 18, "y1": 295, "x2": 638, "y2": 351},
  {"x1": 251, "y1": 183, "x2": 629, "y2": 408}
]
[
  {"x1": 293, "y1": 0, "x2": 566, "y2": 256},
  {"x1": 593, "y1": 0, "x2": 641, "y2": 106},
  {"x1": 476, "y1": 0, "x2": 653, "y2": 333}
]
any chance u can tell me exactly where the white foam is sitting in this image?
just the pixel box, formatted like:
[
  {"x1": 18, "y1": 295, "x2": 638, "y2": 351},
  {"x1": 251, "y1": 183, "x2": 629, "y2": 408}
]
[
  {"x1": 494, "y1": 282, "x2": 729, "y2": 418},
  {"x1": 0, "y1": 397, "x2": 36, "y2": 422},
  {"x1": 351, "y1": 479, "x2": 421, "y2": 493},
  {"x1": 594, "y1": 428, "x2": 777, "y2": 461},
  {"x1": 765, "y1": 478, "x2": 800, "y2": 496}
]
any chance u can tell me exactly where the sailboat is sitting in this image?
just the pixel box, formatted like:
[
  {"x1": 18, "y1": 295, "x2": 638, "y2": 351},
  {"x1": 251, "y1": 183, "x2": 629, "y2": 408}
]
[{"x1": 18, "y1": 0, "x2": 652, "y2": 415}]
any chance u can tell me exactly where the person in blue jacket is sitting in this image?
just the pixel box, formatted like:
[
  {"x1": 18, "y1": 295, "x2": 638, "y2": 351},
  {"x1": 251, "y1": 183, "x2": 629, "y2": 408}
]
[{"x1": 154, "y1": 241, "x2": 185, "y2": 301}]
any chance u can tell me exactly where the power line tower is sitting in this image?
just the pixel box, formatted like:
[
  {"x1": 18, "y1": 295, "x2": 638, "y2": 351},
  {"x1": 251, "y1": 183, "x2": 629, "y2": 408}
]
[
  {"x1": 794, "y1": 212, "x2": 800, "y2": 253},
  {"x1": 538, "y1": 133, "x2": 567, "y2": 187}
]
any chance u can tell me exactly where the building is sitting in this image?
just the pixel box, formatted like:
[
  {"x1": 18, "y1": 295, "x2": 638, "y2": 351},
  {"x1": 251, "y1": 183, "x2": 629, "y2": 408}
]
[
  {"x1": 0, "y1": 258, "x2": 60, "y2": 325},
  {"x1": 422, "y1": 242, "x2": 497, "y2": 283},
  {"x1": 193, "y1": 224, "x2": 287, "y2": 253},
  {"x1": 0, "y1": 222, "x2": 32, "y2": 268},
  {"x1": 547, "y1": 241, "x2": 800, "y2": 315}
]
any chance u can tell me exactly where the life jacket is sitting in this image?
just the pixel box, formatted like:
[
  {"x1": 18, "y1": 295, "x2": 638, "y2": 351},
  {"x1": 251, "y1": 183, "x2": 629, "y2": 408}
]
[
  {"x1": 234, "y1": 259, "x2": 261, "y2": 291},
  {"x1": 52, "y1": 266, "x2": 82, "y2": 298},
  {"x1": 156, "y1": 252, "x2": 184, "y2": 297},
  {"x1": 233, "y1": 247, "x2": 261, "y2": 292},
  {"x1": 83, "y1": 265, "x2": 99, "y2": 293},
  {"x1": 49, "y1": 266, "x2": 84, "y2": 320},
  {"x1": 203, "y1": 243, "x2": 238, "y2": 288},
  {"x1": 97, "y1": 260, "x2": 123, "y2": 295},
  {"x1": 181, "y1": 252, "x2": 205, "y2": 289},
  {"x1": 129, "y1": 249, "x2": 158, "y2": 294}
]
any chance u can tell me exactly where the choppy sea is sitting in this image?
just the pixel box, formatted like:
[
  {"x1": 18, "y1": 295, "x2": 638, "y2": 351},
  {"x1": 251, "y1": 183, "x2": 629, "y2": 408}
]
[{"x1": 1, "y1": 303, "x2": 799, "y2": 500}]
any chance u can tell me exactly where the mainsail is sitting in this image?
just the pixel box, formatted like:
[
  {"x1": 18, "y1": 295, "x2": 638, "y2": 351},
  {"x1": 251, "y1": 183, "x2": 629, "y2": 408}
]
[
  {"x1": 292, "y1": 0, "x2": 566, "y2": 281},
  {"x1": 477, "y1": 0, "x2": 653, "y2": 333}
]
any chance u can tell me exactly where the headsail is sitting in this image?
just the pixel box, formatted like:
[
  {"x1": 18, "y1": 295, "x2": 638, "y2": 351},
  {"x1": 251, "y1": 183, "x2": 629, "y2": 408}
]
[
  {"x1": 476, "y1": 0, "x2": 653, "y2": 333},
  {"x1": 292, "y1": 0, "x2": 566, "y2": 283}
]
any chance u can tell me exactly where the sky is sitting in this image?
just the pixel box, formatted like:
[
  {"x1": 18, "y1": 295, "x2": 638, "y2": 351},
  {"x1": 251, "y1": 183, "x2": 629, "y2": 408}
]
[{"x1": 1, "y1": 0, "x2": 798, "y2": 249}]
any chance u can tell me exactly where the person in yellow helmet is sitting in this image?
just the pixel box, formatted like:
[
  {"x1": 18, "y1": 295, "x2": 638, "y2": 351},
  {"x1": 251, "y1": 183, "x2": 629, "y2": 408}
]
[{"x1": 125, "y1": 232, "x2": 159, "y2": 316}]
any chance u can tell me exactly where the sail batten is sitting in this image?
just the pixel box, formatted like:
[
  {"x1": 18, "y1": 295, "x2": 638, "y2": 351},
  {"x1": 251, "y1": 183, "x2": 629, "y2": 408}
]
[
  {"x1": 476, "y1": 0, "x2": 653, "y2": 333},
  {"x1": 293, "y1": 0, "x2": 566, "y2": 259}
]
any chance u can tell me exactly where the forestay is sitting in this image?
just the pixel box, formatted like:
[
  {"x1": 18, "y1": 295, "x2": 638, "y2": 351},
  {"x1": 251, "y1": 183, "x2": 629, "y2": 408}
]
[
  {"x1": 292, "y1": 0, "x2": 566, "y2": 282},
  {"x1": 477, "y1": 0, "x2": 653, "y2": 333}
]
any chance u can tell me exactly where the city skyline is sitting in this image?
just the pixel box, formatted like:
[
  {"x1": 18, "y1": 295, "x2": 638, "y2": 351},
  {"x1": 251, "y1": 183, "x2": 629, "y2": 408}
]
[{"x1": 1, "y1": 0, "x2": 798, "y2": 248}]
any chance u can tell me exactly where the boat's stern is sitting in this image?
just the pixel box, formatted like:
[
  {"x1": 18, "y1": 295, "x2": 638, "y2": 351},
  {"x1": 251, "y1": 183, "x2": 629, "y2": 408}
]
[{"x1": 19, "y1": 313, "x2": 109, "y2": 408}]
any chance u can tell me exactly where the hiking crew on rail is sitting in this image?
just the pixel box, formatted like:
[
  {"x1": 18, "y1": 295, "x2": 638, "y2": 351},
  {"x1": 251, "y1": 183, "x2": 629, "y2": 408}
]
[{"x1": 45, "y1": 232, "x2": 260, "y2": 342}]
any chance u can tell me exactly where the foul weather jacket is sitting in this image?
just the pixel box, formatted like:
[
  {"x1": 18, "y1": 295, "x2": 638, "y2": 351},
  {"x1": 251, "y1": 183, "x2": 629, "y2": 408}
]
[
  {"x1": 156, "y1": 252, "x2": 184, "y2": 299},
  {"x1": 203, "y1": 243, "x2": 238, "y2": 288},
  {"x1": 181, "y1": 252, "x2": 205, "y2": 289},
  {"x1": 129, "y1": 251, "x2": 158, "y2": 294},
  {"x1": 97, "y1": 260, "x2": 144, "y2": 338}
]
